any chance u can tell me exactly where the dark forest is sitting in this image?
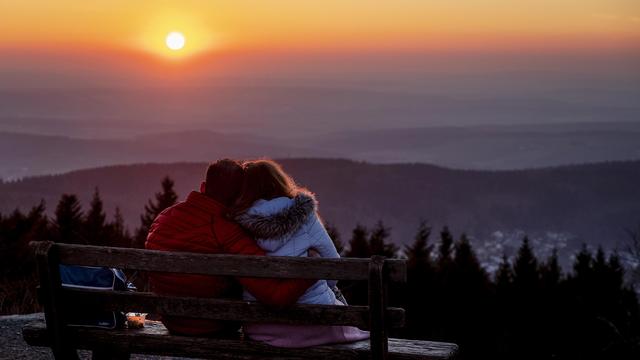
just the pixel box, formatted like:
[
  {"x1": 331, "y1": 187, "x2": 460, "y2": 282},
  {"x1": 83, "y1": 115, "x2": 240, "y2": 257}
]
[{"x1": 1, "y1": 177, "x2": 639, "y2": 359}]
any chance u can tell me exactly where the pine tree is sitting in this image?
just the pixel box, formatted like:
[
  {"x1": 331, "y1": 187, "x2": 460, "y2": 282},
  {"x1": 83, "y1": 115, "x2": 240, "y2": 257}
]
[
  {"x1": 405, "y1": 221, "x2": 433, "y2": 270},
  {"x1": 0, "y1": 203, "x2": 51, "y2": 314},
  {"x1": 54, "y1": 194, "x2": 84, "y2": 244},
  {"x1": 540, "y1": 249, "x2": 562, "y2": 289},
  {"x1": 26, "y1": 201, "x2": 49, "y2": 242},
  {"x1": 452, "y1": 234, "x2": 488, "y2": 295},
  {"x1": 437, "y1": 226, "x2": 454, "y2": 268},
  {"x1": 113, "y1": 207, "x2": 126, "y2": 237},
  {"x1": 84, "y1": 188, "x2": 107, "y2": 246},
  {"x1": 1, "y1": 202, "x2": 49, "y2": 275},
  {"x1": 369, "y1": 220, "x2": 398, "y2": 258},
  {"x1": 511, "y1": 237, "x2": 543, "y2": 357},
  {"x1": 324, "y1": 222, "x2": 344, "y2": 255},
  {"x1": 403, "y1": 221, "x2": 434, "y2": 338},
  {"x1": 134, "y1": 176, "x2": 178, "y2": 248},
  {"x1": 494, "y1": 253, "x2": 515, "y2": 356},
  {"x1": 453, "y1": 234, "x2": 484, "y2": 275},
  {"x1": 537, "y1": 249, "x2": 563, "y2": 358},
  {"x1": 593, "y1": 247, "x2": 607, "y2": 274},
  {"x1": 513, "y1": 236, "x2": 539, "y2": 291},
  {"x1": 345, "y1": 224, "x2": 370, "y2": 258},
  {"x1": 450, "y1": 234, "x2": 490, "y2": 356},
  {"x1": 606, "y1": 252, "x2": 625, "y2": 291},
  {"x1": 342, "y1": 224, "x2": 371, "y2": 305},
  {"x1": 496, "y1": 254, "x2": 513, "y2": 292},
  {"x1": 565, "y1": 246, "x2": 640, "y2": 358},
  {"x1": 107, "y1": 207, "x2": 131, "y2": 248},
  {"x1": 572, "y1": 244, "x2": 594, "y2": 285}
]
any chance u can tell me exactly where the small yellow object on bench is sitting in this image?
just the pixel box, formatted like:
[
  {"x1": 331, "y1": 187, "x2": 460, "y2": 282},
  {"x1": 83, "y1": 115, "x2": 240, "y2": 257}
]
[{"x1": 125, "y1": 313, "x2": 146, "y2": 329}]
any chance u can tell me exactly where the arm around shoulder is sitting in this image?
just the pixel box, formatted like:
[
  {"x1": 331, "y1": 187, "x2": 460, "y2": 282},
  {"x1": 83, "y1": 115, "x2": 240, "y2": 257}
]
[{"x1": 214, "y1": 220, "x2": 314, "y2": 307}]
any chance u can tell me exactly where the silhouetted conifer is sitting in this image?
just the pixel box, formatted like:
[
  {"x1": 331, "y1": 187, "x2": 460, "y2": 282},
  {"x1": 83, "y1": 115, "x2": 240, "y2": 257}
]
[
  {"x1": 0, "y1": 203, "x2": 50, "y2": 314},
  {"x1": 369, "y1": 220, "x2": 398, "y2": 258},
  {"x1": 403, "y1": 221, "x2": 434, "y2": 338},
  {"x1": 513, "y1": 236, "x2": 539, "y2": 291},
  {"x1": 54, "y1": 194, "x2": 84, "y2": 244},
  {"x1": 437, "y1": 226, "x2": 454, "y2": 268},
  {"x1": 405, "y1": 221, "x2": 433, "y2": 271},
  {"x1": 495, "y1": 254, "x2": 513, "y2": 295},
  {"x1": 324, "y1": 222, "x2": 344, "y2": 255},
  {"x1": 341, "y1": 224, "x2": 371, "y2": 305},
  {"x1": 538, "y1": 249, "x2": 564, "y2": 356},
  {"x1": 573, "y1": 244, "x2": 594, "y2": 285},
  {"x1": 453, "y1": 234, "x2": 485, "y2": 277},
  {"x1": 564, "y1": 245, "x2": 640, "y2": 358},
  {"x1": 107, "y1": 207, "x2": 131, "y2": 248},
  {"x1": 1, "y1": 202, "x2": 48, "y2": 276},
  {"x1": 540, "y1": 249, "x2": 562, "y2": 289},
  {"x1": 112, "y1": 207, "x2": 126, "y2": 237},
  {"x1": 450, "y1": 233, "x2": 491, "y2": 356},
  {"x1": 606, "y1": 252, "x2": 625, "y2": 291},
  {"x1": 510, "y1": 237, "x2": 542, "y2": 359},
  {"x1": 345, "y1": 224, "x2": 370, "y2": 258},
  {"x1": 134, "y1": 176, "x2": 178, "y2": 248},
  {"x1": 84, "y1": 188, "x2": 107, "y2": 246}
]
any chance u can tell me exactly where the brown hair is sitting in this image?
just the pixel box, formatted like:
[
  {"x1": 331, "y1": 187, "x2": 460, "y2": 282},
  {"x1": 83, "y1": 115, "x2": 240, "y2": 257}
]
[
  {"x1": 204, "y1": 159, "x2": 245, "y2": 207},
  {"x1": 232, "y1": 159, "x2": 300, "y2": 215}
]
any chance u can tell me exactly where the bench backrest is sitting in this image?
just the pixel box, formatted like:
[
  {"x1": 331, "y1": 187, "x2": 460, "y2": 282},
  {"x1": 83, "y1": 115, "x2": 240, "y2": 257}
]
[{"x1": 33, "y1": 241, "x2": 406, "y2": 360}]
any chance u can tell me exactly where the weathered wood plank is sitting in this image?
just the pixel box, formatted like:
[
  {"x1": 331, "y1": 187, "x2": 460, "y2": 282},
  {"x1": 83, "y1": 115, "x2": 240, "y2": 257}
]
[
  {"x1": 23, "y1": 320, "x2": 459, "y2": 360},
  {"x1": 26, "y1": 242, "x2": 458, "y2": 359},
  {"x1": 48, "y1": 242, "x2": 407, "y2": 282},
  {"x1": 60, "y1": 288, "x2": 405, "y2": 329}
]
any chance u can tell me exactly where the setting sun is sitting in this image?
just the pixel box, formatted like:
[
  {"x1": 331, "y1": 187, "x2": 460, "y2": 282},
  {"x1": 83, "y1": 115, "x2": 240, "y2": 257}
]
[
  {"x1": 165, "y1": 32, "x2": 185, "y2": 51},
  {"x1": 131, "y1": 11, "x2": 219, "y2": 59}
]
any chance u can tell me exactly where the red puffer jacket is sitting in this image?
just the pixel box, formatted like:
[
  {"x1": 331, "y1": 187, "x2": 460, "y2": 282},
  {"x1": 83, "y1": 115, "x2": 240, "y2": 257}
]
[{"x1": 145, "y1": 191, "x2": 313, "y2": 335}]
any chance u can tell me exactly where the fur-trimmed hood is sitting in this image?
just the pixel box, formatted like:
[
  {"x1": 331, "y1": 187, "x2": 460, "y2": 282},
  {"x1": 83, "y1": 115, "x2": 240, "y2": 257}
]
[{"x1": 235, "y1": 192, "x2": 317, "y2": 247}]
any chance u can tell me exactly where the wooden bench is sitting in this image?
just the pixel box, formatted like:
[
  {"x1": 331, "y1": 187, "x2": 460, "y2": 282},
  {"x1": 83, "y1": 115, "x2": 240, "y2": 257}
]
[{"x1": 23, "y1": 241, "x2": 458, "y2": 359}]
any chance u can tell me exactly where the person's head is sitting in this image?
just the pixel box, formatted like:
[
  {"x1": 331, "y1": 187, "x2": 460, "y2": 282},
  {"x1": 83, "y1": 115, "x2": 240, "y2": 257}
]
[
  {"x1": 200, "y1": 159, "x2": 245, "y2": 207},
  {"x1": 232, "y1": 159, "x2": 299, "y2": 214}
]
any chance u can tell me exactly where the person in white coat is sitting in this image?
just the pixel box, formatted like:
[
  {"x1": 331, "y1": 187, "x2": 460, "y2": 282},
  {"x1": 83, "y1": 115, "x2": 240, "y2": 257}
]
[{"x1": 231, "y1": 159, "x2": 368, "y2": 347}]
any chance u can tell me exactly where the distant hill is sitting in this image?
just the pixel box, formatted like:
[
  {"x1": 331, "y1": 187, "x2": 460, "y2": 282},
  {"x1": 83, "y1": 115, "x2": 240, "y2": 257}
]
[
  {"x1": 301, "y1": 122, "x2": 640, "y2": 168},
  {"x1": 0, "y1": 131, "x2": 332, "y2": 180},
  {"x1": 2, "y1": 159, "x2": 639, "y2": 266},
  {"x1": 2, "y1": 122, "x2": 640, "y2": 180}
]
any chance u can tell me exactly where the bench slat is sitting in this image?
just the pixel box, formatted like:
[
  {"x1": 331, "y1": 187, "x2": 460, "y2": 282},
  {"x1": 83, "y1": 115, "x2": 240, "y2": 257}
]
[
  {"x1": 60, "y1": 288, "x2": 405, "y2": 329},
  {"x1": 53, "y1": 243, "x2": 407, "y2": 282},
  {"x1": 23, "y1": 320, "x2": 458, "y2": 360}
]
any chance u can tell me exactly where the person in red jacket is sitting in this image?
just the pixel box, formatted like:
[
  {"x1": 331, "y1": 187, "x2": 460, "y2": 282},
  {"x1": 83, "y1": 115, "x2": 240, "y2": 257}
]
[{"x1": 145, "y1": 159, "x2": 314, "y2": 336}]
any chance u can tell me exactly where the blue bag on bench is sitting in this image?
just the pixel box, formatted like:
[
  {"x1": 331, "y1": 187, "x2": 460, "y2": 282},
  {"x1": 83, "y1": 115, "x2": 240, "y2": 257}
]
[{"x1": 59, "y1": 265, "x2": 134, "y2": 329}]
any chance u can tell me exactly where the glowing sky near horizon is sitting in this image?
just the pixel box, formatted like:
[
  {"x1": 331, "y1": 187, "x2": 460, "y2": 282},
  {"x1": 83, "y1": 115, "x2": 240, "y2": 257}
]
[
  {"x1": 0, "y1": 1, "x2": 638, "y2": 139},
  {"x1": 1, "y1": 0, "x2": 639, "y2": 57}
]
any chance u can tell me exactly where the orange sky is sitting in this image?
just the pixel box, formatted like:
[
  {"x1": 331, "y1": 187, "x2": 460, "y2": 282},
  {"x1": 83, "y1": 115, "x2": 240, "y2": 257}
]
[{"x1": 1, "y1": 0, "x2": 639, "y2": 60}]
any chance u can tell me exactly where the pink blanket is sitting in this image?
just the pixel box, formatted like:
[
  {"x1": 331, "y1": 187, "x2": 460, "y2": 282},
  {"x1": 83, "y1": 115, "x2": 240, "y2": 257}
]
[
  {"x1": 244, "y1": 323, "x2": 370, "y2": 348},
  {"x1": 244, "y1": 299, "x2": 370, "y2": 348}
]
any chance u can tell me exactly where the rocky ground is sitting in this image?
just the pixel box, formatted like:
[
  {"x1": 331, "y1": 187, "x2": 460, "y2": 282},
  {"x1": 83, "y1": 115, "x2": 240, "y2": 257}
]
[
  {"x1": 0, "y1": 313, "x2": 191, "y2": 359},
  {"x1": 1, "y1": 313, "x2": 53, "y2": 359}
]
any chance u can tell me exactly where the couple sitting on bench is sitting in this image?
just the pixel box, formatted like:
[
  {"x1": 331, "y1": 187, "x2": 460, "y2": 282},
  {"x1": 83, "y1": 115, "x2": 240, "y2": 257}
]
[{"x1": 143, "y1": 158, "x2": 369, "y2": 347}]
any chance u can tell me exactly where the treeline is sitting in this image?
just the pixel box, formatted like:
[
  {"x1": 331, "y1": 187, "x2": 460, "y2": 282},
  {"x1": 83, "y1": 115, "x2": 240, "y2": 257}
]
[
  {"x1": 1, "y1": 177, "x2": 639, "y2": 359},
  {"x1": 333, "y1": 221, "x2": 640, "y2": 359},
  {"x1": 0, "y1": 177, "x2": 179, "y2": 313}
]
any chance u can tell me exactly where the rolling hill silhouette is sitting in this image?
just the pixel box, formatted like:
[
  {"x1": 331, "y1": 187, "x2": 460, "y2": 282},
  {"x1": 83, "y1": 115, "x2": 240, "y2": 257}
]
[{"x1": 2, "y1": 159, "x2": 639, "y2": 260}]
